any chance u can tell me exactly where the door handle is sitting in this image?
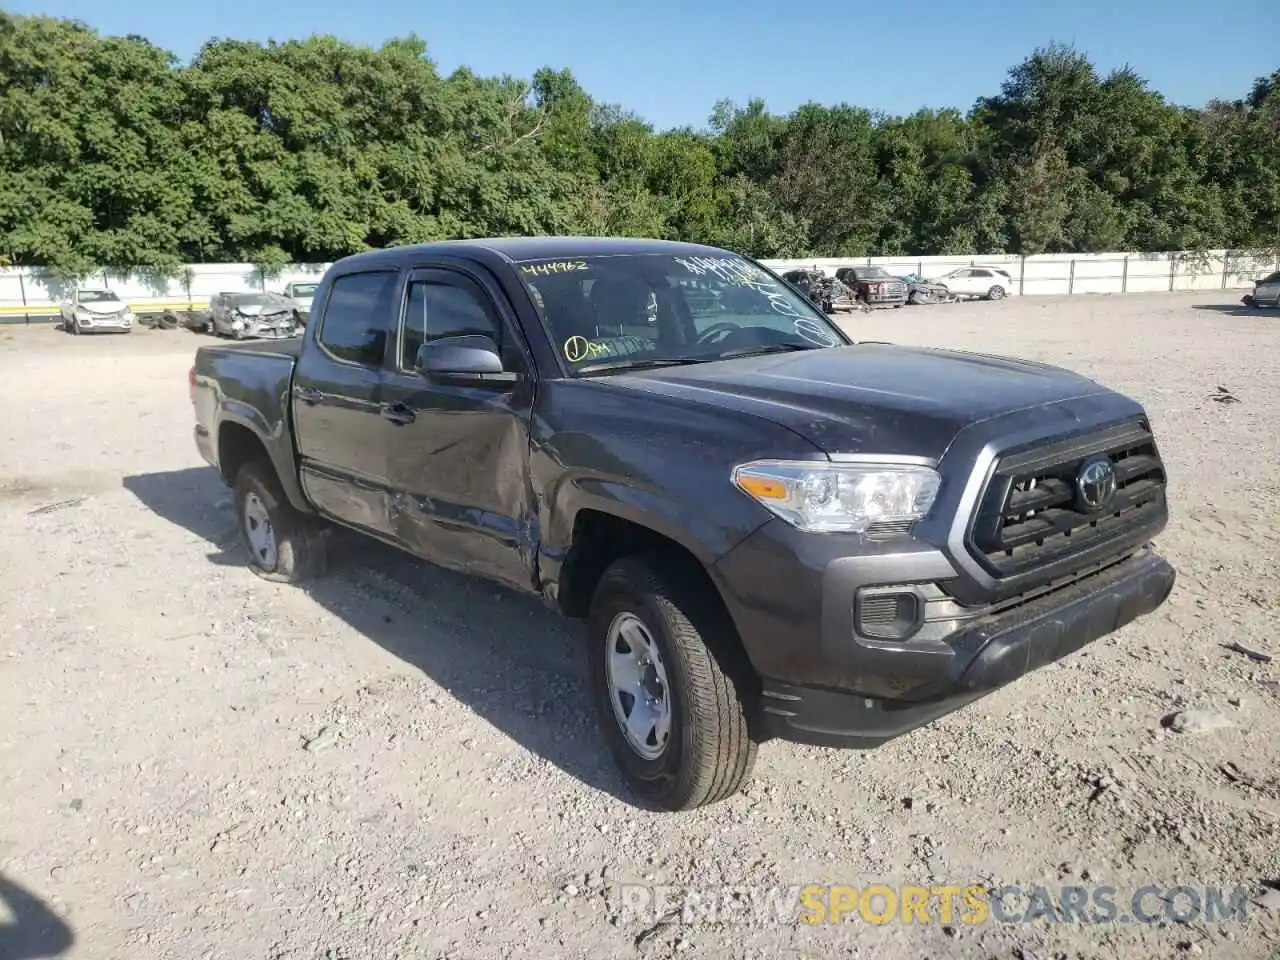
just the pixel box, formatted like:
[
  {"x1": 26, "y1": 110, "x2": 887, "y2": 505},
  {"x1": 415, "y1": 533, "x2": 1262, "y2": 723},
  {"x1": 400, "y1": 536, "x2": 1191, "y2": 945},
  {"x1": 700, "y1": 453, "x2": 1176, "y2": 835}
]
[
  {"x1": 295, "y1": 385, "x2": 322, "y2": 405},
  {"x1": 380, "y1": 402, "x2": 416, "y2": 426}
]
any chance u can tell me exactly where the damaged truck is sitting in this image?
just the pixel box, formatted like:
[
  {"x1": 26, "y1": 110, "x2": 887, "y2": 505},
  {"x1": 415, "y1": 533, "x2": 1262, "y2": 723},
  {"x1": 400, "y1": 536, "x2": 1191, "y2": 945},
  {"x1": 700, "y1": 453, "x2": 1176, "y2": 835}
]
[{"x1": 189, "y1": 237, "x2": 1176, "y2": 812}]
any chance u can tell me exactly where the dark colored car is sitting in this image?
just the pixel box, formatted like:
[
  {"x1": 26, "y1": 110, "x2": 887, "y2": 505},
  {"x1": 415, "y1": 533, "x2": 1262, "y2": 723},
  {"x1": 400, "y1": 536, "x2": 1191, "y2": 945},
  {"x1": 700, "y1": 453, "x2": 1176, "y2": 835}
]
[
  {"x1": 835, "y1": 266, "x2": 909, "y2": 307},
  {"x1": 189, "y1": 237, "x2": 1176, "y2": 811},
  {"x1": 780, "y1": 269, "x2": 858, "y2": 313}
]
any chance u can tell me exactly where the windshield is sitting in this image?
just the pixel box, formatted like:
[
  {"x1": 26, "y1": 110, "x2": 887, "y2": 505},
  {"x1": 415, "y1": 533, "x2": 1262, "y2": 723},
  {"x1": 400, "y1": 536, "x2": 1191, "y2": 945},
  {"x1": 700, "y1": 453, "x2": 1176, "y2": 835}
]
[
  {"x1": 859, "y1": 267, "x2": 891, "y2": 279},
  {"x1": 290, "y1": 283, "x2": 318, "y2": 297},
  {"x1": 77, "y1": 290, "x2": 119, "y2": 303},
  {"x1": 516, "y1": 253, "x2": 846, "y2": 374}
]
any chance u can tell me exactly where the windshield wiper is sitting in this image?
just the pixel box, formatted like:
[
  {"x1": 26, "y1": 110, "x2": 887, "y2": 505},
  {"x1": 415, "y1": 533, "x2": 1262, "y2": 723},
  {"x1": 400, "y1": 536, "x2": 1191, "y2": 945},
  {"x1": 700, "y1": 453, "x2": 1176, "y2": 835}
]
[
  {"x1": 575, "y1": 356, "x2": 706, "y2": 375},
  {"x1": 710, "y1": 342, "x2": 818, "y2": 361}
]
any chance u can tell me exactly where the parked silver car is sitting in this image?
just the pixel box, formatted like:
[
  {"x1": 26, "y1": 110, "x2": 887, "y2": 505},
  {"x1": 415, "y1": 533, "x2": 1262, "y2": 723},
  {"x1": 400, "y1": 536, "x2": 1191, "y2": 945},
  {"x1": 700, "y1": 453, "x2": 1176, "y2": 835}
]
[
  {"x1": 59, "y1": 288, "x2": 134, "y2": 334},
  {"x1": 202, "y1": 292, "x2": 299, "y2": 339},
  {"x1": 1243, "y1": 270, "x2": 1280, "y2": 309},
  {"x1": 281, "y1": 281, "x2": 319, "y2": 323}
]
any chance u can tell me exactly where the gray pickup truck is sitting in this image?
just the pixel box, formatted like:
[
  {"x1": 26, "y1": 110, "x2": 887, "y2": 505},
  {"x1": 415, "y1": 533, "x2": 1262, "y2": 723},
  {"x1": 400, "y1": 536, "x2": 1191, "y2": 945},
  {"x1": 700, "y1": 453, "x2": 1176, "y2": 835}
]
[{"x1": 189, "y1": 237, "x2": 1176, "y2": 811}]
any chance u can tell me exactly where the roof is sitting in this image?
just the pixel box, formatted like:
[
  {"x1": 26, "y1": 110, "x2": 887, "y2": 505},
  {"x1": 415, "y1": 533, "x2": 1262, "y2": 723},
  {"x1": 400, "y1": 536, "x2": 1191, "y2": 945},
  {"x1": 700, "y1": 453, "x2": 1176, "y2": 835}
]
[{"x1": 328, "y1": 236, "x2": 739, "y2": 272}]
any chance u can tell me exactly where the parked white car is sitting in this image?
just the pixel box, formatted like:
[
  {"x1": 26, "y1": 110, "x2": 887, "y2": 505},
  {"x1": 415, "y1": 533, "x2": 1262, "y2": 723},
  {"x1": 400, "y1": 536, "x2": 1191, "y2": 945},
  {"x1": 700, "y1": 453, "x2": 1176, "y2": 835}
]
[
  {"x1": 929, "y1": 265, "x2": 1015, "y2": 301},
  {"x1": 59, "y1": 288, "x2": 134, "y2": 334},
  {"x1": 281, "y1": 281, "x2": 319, "y2": 322}
]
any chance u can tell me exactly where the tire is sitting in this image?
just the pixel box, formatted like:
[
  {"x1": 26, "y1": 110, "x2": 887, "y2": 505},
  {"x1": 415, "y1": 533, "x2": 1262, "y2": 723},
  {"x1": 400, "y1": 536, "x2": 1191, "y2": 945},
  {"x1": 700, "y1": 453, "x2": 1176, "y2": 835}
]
[
  {"x1": 157, "y1": 311, "x2": 179, "y2": 330},
  {"x1": 987, "y1": 285, "x2": 1006, "y2": 301},
  {"x1": 587, "y1": 555, "x2": 758, "y2": 811},
  {"x1": 232, "y1": 458, "x2": 327, "y2": 584}
]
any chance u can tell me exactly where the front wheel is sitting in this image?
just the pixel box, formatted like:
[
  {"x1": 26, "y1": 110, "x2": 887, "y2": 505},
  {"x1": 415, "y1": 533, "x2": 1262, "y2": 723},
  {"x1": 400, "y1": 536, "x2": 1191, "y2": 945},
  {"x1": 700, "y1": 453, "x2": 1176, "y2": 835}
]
[
  {"x1": 232, "y1": 458, "x2": 328, "y2": 583},
  {"x1": 587, "y1": 556, "x2": 758, "y2": 811},
  {"x1": 987, "y1": 285, "x2": 1006, "y2": 301}
]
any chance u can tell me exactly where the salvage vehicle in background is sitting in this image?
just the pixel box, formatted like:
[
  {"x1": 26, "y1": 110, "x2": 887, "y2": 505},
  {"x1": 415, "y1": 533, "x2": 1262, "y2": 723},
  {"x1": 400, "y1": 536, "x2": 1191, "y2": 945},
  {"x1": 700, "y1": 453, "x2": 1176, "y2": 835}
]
[
  {"x1": 201, "y1": 292, "x2": 300, "y2": 339},
  {"x1": 282, "y1": 281, "x2": 319, "y2": 323},
  {"x1": 780, "y1": 269, "x2": 859, "y2": 313},
  {"x1": 930, "y1": 265, "x2": 1015, "y2": 301},
  {"x1": 59, "y1": 287, "x2": 134, "y2": 334},
  {"x1": 834, "y1": 266, "x2": 908, "y2": 308},
  {"x1": 189, "y1": 236, "x2": 1176, "y2": 812},
  {"x1": 900, "y1": 273, "x2": 952, "y2": 305},
  {"x1": 1242, "y1": 270, "x2": 1280, "y2": 309}
]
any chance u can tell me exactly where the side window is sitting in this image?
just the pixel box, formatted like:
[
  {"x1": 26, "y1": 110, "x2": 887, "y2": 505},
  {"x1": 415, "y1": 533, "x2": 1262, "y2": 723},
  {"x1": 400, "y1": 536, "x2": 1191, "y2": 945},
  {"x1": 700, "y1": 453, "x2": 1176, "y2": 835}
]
[
  {"x1": 972, "y1": 269, "x2": 992, "y2": 278},
  {"x1": 318, "y1": 270, "x2": 399, "y2": 366},
  {"x1": 400, "y1": 280, "x2": 500, "y2": 369}
]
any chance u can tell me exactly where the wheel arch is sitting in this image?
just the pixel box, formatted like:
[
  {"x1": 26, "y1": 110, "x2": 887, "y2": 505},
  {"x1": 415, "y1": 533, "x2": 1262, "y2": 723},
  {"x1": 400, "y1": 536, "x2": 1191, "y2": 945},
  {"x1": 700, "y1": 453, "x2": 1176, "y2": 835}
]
[{"x1": 216, "y1": 416, "x2": 313, "y2": 514}]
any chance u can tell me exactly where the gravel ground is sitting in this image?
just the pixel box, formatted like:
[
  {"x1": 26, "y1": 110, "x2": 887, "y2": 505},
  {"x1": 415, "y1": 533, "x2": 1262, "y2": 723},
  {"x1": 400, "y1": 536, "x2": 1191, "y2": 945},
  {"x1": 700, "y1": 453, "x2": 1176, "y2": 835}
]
[{"x1": 1, "y1": 292, "x2": 1277, "y2": 960}]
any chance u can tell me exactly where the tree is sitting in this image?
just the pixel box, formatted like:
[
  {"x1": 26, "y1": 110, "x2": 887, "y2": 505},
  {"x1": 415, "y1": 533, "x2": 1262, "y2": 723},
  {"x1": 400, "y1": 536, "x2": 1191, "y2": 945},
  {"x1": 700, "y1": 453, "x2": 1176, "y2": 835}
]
[{"x1": 1, "y1": 13, "x2": 1277, "y2": 269}]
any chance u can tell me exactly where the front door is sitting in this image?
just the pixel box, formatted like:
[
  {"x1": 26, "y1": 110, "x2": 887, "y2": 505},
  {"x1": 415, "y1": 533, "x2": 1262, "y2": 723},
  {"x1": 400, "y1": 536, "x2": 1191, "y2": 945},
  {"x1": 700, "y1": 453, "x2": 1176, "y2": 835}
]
[
  {"x1": 292, "y1": 267, "x2": 402, "y2": 537},
  {"x1": 378, "y1": 266, "x2": 539, "y2": 593}
]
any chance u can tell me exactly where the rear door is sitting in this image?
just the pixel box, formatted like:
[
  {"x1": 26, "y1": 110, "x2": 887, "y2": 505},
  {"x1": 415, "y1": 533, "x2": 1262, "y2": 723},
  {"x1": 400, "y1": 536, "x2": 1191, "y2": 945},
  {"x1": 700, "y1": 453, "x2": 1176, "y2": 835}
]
[
  {"x1": 378, "y1": 264, "x2": 539, "y2": 592},
  {"x1": 291, "y1": 267, "x2": 403, "y2": 536}
]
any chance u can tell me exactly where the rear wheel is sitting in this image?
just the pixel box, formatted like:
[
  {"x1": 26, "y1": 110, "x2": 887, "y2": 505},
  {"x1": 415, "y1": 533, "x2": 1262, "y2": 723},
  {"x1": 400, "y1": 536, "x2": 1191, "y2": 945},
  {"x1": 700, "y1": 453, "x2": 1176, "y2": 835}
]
[
  {"x1": 587, "y1": 555, "x2": 758, "y2": 811},
  {"x1": 987, "y1": 285, "x2": 1006, "y2": 300},
  {"x1": 232, "y1": 458, "x2": 327, "y2": 584}
]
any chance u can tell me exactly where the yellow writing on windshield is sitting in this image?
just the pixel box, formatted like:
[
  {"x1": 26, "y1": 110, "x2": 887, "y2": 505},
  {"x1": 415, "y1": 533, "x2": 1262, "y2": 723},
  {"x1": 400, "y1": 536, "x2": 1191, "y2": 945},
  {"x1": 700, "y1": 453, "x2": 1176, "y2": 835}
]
[
  {"x1": 522, "y1": 260, "x2": 588, "y2": 277},
  {"x1": 563, "y1": 335, "x2": 652, "y2": 364}
]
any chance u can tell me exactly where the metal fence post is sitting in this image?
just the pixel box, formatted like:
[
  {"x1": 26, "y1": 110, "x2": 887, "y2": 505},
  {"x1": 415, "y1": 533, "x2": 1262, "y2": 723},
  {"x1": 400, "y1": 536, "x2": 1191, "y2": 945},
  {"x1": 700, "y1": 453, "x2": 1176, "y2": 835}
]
[
  {"x1": 1168, "y1": 254, "x2": 1177, "y2": 292},
  {"x1": 1068, "y1": 259, "x2": 1075, "y2": 295},
  {"x1": 1019, "y1": 255, "x2": 1026, "y2": 296},
  {"x1": 1121, "y1": 256, "x2": 1129, "y2": 294}
]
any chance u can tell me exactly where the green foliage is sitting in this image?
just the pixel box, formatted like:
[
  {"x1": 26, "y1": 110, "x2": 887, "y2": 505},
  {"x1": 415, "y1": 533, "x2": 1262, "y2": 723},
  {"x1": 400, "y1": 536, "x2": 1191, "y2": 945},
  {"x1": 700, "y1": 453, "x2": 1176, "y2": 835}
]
[{"x1": 1, "y1": 18, "x2": 1277, "y2": 271}]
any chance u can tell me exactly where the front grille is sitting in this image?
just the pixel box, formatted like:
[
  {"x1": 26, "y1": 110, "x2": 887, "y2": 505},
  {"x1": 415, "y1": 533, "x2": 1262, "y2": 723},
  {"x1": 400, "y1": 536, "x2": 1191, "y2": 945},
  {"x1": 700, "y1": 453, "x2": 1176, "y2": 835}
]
[{"x1": 966, "y1": 420, "x2": 1166, "y2": 578}]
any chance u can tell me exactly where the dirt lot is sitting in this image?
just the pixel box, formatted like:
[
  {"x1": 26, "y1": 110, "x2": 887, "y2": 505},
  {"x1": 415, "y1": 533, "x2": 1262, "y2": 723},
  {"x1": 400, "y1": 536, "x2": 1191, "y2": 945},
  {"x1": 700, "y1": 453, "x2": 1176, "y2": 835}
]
[{"x1": 1, "y1": 292, "x2": 1277, "y2": 960}]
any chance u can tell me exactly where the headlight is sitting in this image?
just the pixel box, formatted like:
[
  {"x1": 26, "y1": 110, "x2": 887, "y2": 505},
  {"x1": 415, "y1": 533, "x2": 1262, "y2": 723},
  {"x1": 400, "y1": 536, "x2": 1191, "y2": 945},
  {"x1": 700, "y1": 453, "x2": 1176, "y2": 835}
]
[
  {"x1": 731, "y1": 459, "x2": 941, "y2": 534},
  {"x1": 74, "y1": 307, "x2": 90, "y2": 319}
]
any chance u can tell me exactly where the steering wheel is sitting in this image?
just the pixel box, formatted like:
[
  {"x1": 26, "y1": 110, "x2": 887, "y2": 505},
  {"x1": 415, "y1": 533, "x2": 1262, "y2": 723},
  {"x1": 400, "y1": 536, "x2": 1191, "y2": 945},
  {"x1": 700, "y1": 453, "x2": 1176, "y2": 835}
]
[{"x1": 695, "y1": 321, "x2": 743, "y2": 346}]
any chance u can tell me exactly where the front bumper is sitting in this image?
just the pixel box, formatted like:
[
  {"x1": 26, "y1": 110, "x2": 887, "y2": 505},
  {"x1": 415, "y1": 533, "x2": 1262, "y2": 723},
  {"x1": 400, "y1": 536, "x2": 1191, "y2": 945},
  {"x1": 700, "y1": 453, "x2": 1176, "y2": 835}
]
[
  {"x1": 862, "y1": 289, "x2": 908, "y2": 306},
  {"x1": 756, "y1": 550, "x2": 1174, "y2": 746},
  {"x1": 236, "y1": 318, "x2": 297, "y2": 339},
  {"x1": 76, "y1": 314, "x2": 133, "y2": 332}
]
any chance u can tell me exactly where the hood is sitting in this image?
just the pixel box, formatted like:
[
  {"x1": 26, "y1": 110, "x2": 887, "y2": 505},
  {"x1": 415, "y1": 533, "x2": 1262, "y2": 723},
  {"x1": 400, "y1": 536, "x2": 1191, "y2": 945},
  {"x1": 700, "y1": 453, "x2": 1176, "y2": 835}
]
[
  {"x1": 78, "y1": 300, "x2": 127, "y2": 315},
  {"x1": 595, "y1": 343, "x2": 1113, "y2": 457},
  {"x1": 234, "y1": 296, "x2": 293, "y2": 317}
]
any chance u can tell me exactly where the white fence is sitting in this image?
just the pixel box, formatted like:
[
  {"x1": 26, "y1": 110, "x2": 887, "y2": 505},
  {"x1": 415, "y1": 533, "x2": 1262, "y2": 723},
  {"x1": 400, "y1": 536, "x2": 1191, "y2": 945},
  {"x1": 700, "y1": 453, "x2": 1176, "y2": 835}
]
[{"x1": 1, "y1": 249, "x2": 1275, "y2": 322}]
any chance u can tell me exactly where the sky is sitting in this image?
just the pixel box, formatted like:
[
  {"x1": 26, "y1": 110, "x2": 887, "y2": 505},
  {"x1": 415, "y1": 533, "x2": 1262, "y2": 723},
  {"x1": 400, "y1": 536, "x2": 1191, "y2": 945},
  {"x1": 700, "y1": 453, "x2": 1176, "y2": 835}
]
[{"x1": 8, "y1": 0, "x2": 1277, "y2": 130}]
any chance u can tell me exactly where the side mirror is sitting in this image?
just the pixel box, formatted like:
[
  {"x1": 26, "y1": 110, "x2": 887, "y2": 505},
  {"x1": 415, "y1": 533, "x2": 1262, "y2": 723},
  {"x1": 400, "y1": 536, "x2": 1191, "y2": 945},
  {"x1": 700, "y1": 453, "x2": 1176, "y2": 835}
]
[{"x1": 414, "y1": 334, "x2": 515, "y2": 384}]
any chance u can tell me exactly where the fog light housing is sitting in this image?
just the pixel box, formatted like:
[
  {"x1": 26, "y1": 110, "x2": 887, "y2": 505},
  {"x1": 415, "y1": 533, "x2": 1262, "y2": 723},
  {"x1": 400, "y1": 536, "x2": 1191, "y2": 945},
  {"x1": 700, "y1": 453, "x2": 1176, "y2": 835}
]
[{"x1": 854, "y1": 587, "x2": 923, "y2": 641}]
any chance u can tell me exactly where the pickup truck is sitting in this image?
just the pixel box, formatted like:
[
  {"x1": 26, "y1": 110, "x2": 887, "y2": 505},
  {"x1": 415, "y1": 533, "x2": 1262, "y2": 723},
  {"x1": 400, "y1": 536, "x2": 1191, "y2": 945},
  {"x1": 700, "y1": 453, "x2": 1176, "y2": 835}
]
[{"x1": 189, "y1": 237, "x2": 1176, "y2": 812}]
